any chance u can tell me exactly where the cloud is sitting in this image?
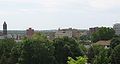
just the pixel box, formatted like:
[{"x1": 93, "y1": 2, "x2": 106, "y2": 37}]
[
  {"x1": 0, "y1": 9, "x2": 37, "y2": 16},
  {"x1": 89, "y1": 0, "x2": 120, "y2": 10},
  {"x1": 18, "y1": 9, "x2": 36, "y2": 14},
  {"x1": 0, "y1": 0, "x2": 120, "y2": 15},
  {"x1": 0, "y1": 0, "x2": 34, "y2": 3},
  {"x1": 0, "y1": 11, "x2": 19, "y2": 16}
]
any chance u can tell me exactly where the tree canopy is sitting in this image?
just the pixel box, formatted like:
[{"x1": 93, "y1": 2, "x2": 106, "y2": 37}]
[
  {"x1": 0, "y1": 31, "x2": 118, "y2": 64},
  {"x1": 110, "y1": 37, "x2": 120, "y2": 49},
  {"x1": 0, "y1": 39, "x2": 16, "y2": 64},
  {"x1": 111, "y1": 44, "x2": 120, "y2": 64},
  {"x1": 67, "y1": 56, "x2": 87, "y2": 64},
  {"x1": 91, "y1": 27, "x2": 115, "y2": 42},
  {"x1": 53, "y1": 37, "x2": 83, "y2": 64}
]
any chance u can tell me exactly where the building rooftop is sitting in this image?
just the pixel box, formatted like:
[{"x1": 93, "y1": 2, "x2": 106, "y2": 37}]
[{"x1": 93, "y1": 40, "x2": 111, "y2": 46}]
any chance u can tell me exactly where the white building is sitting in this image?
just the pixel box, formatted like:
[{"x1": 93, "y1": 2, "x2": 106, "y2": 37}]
[{"x1": 113, "y1": 23, "x2": 120, "y2": 35}]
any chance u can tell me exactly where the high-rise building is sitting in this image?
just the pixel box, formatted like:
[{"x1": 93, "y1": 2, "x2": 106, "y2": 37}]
[
  {"x1": 113, "y1": 23, "x2": 120, "y2": 35},
  {"x1": 3, "y1": 22, "x2": 7, "y2": 35}
]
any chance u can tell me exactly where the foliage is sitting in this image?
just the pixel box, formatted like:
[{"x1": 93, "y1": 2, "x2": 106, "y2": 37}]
[
  {"x1": 110, "y1": 37, "x2": 120, "y2": 64},
  {"x1": 8, "y1": 43, "x2": 22, "y2": 64},
  {"x1": 91, "y1": 27, "x2": 115, "y2": 42},
  {"x1": 111, "y1": 44, "x2": 120, "y2": 64},
  {"x1": 0, "y1": 39, "x2": 16, "y2": 64},
  {"x1": 67, "y1": 56, "x2": 87, "y2": 64},
  {"x1": 79, "y1": 35, "x2": 91, "y2": 45},
  {"x1": 0, "y1": 32, "x2": 119, "y2": 64},
  {"x1": 32, "y1": 33, "x2": 47, "y2": 41},
  {"x1": 19, "y1": 40, "x2": 54, "y2": 64},
  {"x1": 93, "y1": 49, "x2": 110, "y2": 64},
  {"x1": 79, "y1": 44, "x2": 88, "y2": 55},
  {"x1": 91, "y1": 32, "x2": 99, "y2": 42},
  {"x1": 87, "y1": 45, "x2": 105, "y2": 63},
  {"x1": 7, "y1": 33, "x2": 55, "y2": 64},
  {"x1": 53, "y1": 37, "x2": 83, "y2": 64},
  {"x1": 110, "y1": 37, "x2": 120, "y2": 49},
  {"x1": 79, "y1": 35, "x2": 90, "y2": 41}
]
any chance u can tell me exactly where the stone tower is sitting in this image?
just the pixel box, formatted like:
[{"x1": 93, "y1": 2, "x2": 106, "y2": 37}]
[{"x1": 3, "y1": 22, "x2": 7, "y2": 35}]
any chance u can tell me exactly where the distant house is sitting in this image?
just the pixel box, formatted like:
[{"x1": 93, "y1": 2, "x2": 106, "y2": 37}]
[{"x1": 93, "y1": 40, "x2": 111, "y2": 49}]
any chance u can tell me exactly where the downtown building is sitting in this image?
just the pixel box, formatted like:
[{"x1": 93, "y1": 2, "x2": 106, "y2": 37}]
[
  {"x1": 0, "y1": 22, "x2": 35, "y2": 40},
  {"x1": 0, "y1": 22, "x2": 54, "y2": 40},
  {"x1": 55, "y1": 28, "x2": 81, "y2": 38},
  {"x1": 0, "y1": 22, "x2": 26, "y2": 40}
]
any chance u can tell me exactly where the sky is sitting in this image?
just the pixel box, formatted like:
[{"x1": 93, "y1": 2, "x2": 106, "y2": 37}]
[{"x1": 0, "y1": 0, "x2": 120, "y2": 30}]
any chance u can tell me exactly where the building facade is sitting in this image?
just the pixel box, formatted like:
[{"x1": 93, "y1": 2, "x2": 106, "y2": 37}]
[
  {"x1": 88, "y1": 27, "x2": 99, "y2": 35},
  {"x1": 26, "y1": 28, "x2": 34, "y2": 38},
  {"x1": 113, "y1": 23, "x2": 120, "y2": 35},
  {"x1": 55, "y1": 28, "x2": 81, "y2": 38}
]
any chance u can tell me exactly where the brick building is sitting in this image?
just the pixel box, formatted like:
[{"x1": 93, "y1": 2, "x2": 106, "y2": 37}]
[{"x1": 26, "y1": 28, "x2": 34, "y2": 38}]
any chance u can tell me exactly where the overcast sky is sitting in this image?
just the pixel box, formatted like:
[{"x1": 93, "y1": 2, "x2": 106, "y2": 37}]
[{"x1": 0, "y1": 0, "x2": 120, "y2": 30}]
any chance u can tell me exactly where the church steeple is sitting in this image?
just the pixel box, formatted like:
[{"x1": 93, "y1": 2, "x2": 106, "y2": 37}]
[{"x1": 3, "y1": 21, "x2": 7, "y2": 35}]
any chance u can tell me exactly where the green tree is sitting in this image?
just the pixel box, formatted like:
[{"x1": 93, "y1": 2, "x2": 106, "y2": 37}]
[
  {"x1": 9, "y1": 33, "x2": 55, "y2": 64},
  {"x1": 0, "y1": 39, "x2": 16, "y2": 64},
  {"x1": 111, "y1": 44, "x2": 120, "y2": 64},
  {"x1": 91, "y1": 27, "x2": 115, "y2": 42},
  {"x1": 79, "y1": 44, "x2": 88, "y2": 55},
  {"x1": 91, "y1": 32, "x2": 99, "y2": 42},
  {"x1": 110, "y1": 37, "x2": 120, "y2": 49},
  {"x1": 67, "y1": 56, "x2": 87, "y2": 64},
  {"x1": 8, "y1": 43, "x2": 22, "y2": 64},
  {"x1": 19, "y1": 40, "x2": 54, "y2": 64},
  {"x1": 79, "y1": 35, "x2": 91, "y2": 45},
  {"x1": 93, "y1": 49, "x2": 110, "y2": 64},
  {"x1": 87, "y1": 45, "x2": 105, "y2": 63},
  {"x1": 53, "y1": 37, "x2": 83, "y2": 64},
  {"x1": 79, "y1": 35, "x2": 90, "y2": 41}
]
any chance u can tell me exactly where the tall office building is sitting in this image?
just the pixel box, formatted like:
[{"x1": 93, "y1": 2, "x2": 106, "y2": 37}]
[{"x1": 3, "y1": 22, "x2": 7, "y2": 35}]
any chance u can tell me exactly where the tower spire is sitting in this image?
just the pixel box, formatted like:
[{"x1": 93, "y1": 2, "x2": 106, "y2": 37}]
[{"x1": 3, "y1": 21, "x2": 7, "y2": 35}]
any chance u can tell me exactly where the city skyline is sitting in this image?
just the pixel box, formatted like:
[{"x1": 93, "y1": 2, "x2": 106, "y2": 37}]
[{"x1": 0, "y1": 0, "x2": 120, "y2": 30}]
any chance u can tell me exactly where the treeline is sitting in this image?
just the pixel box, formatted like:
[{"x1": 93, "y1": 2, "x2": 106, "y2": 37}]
[
  {"x1": 0, "y1": 33, "x2": 83, "y2": 64},
  {"x1": 0, "y1": 27, "x2": 120, "y2": 64}
]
